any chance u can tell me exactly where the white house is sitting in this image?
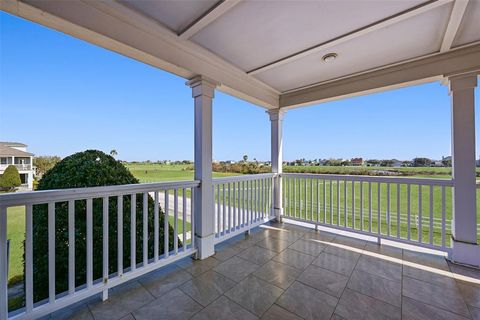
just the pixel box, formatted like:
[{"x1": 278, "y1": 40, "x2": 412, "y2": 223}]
[{"x1": 0, "y1": 142, "x2": 34, "y2": 190}]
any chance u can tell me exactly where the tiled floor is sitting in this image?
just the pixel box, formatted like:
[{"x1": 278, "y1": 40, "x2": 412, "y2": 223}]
[{"x1": 46, "y1": 221, "x2": 480, "y2": 320}]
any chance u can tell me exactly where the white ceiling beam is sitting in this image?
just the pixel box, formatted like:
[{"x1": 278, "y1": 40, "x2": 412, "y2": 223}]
[
  {"x1": 248, "y1": 0, "x2": 453, "y2": 76},
  {"x1": 179, "y1": 0, "x2": 242, "y2": 40},
  {"x1": 440, "y1": 0, "x2": 469, "y2": 52},
  {"x1": 280, "y1": 43, "x2": 480, "y2": 108},
  {"x1": 1, "y1": 0, "x2": 279, "y2": 108}
]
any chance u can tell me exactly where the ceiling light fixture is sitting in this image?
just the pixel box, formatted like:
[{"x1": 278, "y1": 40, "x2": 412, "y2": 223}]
[{"x1": 322, "y1": 53, "x2": 337, "y2": 63}]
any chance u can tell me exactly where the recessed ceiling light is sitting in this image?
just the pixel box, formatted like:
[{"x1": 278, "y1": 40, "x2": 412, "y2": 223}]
[{"x1": 322, "y1": 53, "x2": 337, "y2": 63}]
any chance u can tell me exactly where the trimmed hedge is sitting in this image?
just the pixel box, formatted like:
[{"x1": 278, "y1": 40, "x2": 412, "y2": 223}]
[
  {"x1": 30, "y1": 150, "x2": 179, "y2": 302},
  {"x1": 0, "y1": 165, "x2": 21, "y2": 190}
]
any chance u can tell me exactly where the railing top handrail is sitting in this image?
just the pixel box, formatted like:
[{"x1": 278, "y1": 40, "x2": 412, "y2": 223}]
[
  {"x1": 280, "y1": 172, "x2": 454, "y2": 186},
  {"x1": 213, "y1": 173, "x2": 275, "y2": 184},
  {"x1": 0, "y1": 180, "x2": 200, "y2": 207}
]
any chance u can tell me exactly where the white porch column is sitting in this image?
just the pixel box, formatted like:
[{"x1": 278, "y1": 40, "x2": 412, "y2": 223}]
[
  {"x1": 268, "y1": 109, "x2": 286, "y2": 221},
  {"x1": 187, "y1": 76, "x2": 217, "y2": 259},
  {"x1": 448, "y1": 73, "x2": 479, "y2": 266}
]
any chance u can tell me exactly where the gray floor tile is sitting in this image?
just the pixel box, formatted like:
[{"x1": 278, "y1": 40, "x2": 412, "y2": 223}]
[
  {"x1": 324, "y1": 244, "x2": 361, "y2": 261},
  {"x1": 403, "y1": 264, "x2": 457, "y2": 289},
  {"x1": 303, "y1": 231, "x2": 336, "y2": 242},
  {"x1": 402, "y1": 296, "x2": 469, "y2": 320},
  {"x1": 347, "y1": 270, "x2": 401, "y2": 307},
  {"x1": 403, "y1": 250, "x2": 449, "y2": 271},
  {"x1": 225, "y1": 276, "x2": 283, "y2": 316},
  {"x1": 363, "y1": 242, "x2": 403, "y2": 259},
  {"x1": 138, "y1": 264, "x2": 192, "y2": 298},
  {"x1": 238, "y1": 245, "x2": 277, "y2": 265},
  {"x1": 228, "y1": 236, "x2": 260, "y2": 250},
  {"x1": 256, "y1": 237, "x2": 291, "y2": 252},
  {"x1": 298, "y1": 265, "x2": 348, "y2": 297},
  {"x1": 273, "y1": 249, "x2": 315, "y2": 270},
  {"x1": 248, "y1": 228, "x2": 271, "y2": 242},
  {"x1": 132, "y1": 288, "x2": 202, "y2": 320},
  {"x1": 335, "y1": 288, "x2": 401, "y2": 320},
  {"x1": 50, "y1": 302, "x2": 93, "y2": 320},
  {"x1": 469, "y1": 305, "x2": 480, "y2": 320},
  {"x1": 214, "y1": 256, "x2": 260, "y2": 282},
  {"x1": 176, "y1": 256, "x2": 221, "y2": 276},
  {"x1": 214, "y1": 245, "x2": 242, "y2": 261},
  {"x1": 269, "y1": 229, "x2": 304, "y2": 243},
  {"x1": 333, "y1": 235, "x2": 367, "y2": 250},
  {"x1": 355, "y1": 254, "x2": 402, "y2": 282},
  {"x1": 191, "y1": 296, "x2": 258, "y2": 320},
  {"x1": 288, "y1": 238, "x2": 326, "y2": 256},
  {"x1": 447, "y1": 261, "x2": 480, "y2": 280},
  {"x1": 179, "y1": 270, "x2": 236, "y2": 306},
  {"x1": 118, "y1": 315, "x2": 135, "y2": 320},
  {"x1": 456, "y1": 280, "x2": 480, "y2": 309},
  {"x1": 402, "y1": 276, "x2": 470, "y2": 317},
  {"x1": 253, "y1": 260, "x2": 302, "y2": 289},
  {"x1": 450, "y1": 262, "x2": 480, "y2": 281},
  {"x1": 261, "y1": 304, "x2": 302, "y2": 320},
  {"x1": 313, "y1": 252, "x2": 357, "y2": 276},
  {"x1": 88, "y1": 281, "x2": 154, "y2": 320},
  {"x1": 276, "y1": 281, "x2": 338, "y2": 320}
]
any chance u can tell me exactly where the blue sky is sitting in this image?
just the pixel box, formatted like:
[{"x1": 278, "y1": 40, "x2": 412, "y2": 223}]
[{"x1": 1, "y1": 12, "x2": 478, "y2": 162}]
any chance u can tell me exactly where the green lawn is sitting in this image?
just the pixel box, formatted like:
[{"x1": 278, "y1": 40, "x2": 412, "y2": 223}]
[
  {"x1": 6, "y1": 206, "x2": 25, "y2": 285},
  {"x1": 282, "y1": 178, "x2": 480, "y2": 246},
  {"x1": 125, "y1": 163, "x2": 238, "y2": 183},
  {"x1": 4, "y1": 163, "x2": 479, "y2": 285}
]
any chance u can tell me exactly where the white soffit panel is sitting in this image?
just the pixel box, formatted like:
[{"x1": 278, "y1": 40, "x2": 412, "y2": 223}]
[
  {"x1": 452, "y1": 0, "x2": 480, "y2": 47},
  {"x1": 254, "y1": 3, "x2": 453, "y2": 92},
  {"x1": 191, "y1": 0, "x2": 426, "y2": 72},
  {"x1": 119, "y1": 0, "x2": 218, "y2": 33}
]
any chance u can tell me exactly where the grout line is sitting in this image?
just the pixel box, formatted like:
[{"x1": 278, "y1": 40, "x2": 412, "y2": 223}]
[{"x1": 331, "y1": 241, "x2": 363, "y2": 317}]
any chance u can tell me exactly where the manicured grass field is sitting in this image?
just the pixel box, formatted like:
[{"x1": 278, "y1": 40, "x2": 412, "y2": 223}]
[
  {"x1": 4, "y1": 163, "x2": 480, "y2": 285},
  {"x1": 6, "y1": 206, "x2": 25, "y2": 284},
  {"x1": 281, "y1": 178, "x2": 480, "y2": 246},
  {"x1": 125, "y1": 163, "x2": 238, "y2": 183}
]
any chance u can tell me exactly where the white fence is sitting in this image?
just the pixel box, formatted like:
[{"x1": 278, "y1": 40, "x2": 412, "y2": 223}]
[
  {"x1": 0, "y1": 180, "x2": 199, "y2": 320},
  {"x1": 213, "y1": 173, "x2": 275, "y2": 243},
  {"x1": 281, "y1": 173, "x2": 454, "y2": 253}
]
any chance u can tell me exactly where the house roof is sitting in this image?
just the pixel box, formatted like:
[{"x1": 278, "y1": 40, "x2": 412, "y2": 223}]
[
  {"x1": 2, "y1": 1, "x2": 479, "y2": 109},
  {"x1": 0, "y1": 142, "x2": 34, "y2": 157},
  {"x1": 0, "y1": 141, "x2": 27, "y2": 147}
]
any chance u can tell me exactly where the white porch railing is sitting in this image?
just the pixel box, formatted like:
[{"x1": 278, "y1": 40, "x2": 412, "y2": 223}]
[
  {"x1": 213, "y1": 173, "x2": 275, "y2": 243},
  {"x1": 0, "y1": 180, "x2": 199, "y2": 320},
  {"x1": 0, "y1": 165, "x2": 32, "y2": 171},
  {"x1": 281, "y1": 173, "x2": 454, "y2": 253}
]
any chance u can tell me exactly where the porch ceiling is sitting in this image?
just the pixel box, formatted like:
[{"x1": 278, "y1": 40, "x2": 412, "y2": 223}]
[{"x1": 1, "y1": 0, "x2": 480, "y2": 109}]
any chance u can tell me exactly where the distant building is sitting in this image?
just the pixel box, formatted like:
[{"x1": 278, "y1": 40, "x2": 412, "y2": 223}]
[
  {"x1": 391, "y1": 160, "x2": 403, "y2": 168},
  {"x1": 350, "y1": 158, "x2": 364, "y2": 166},
  {"x1": 0, "y1": 142, "x2": 34, "y2": 190}
]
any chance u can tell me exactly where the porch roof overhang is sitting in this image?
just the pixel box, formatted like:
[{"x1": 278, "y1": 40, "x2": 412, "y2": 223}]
[{"x1": 1, "y1": 0, "x2": 479, "y2": 109}]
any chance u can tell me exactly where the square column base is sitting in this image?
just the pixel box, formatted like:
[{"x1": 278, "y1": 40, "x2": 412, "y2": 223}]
[
  {"x1": 194, "y1": 233, "x2": 215, "y2": 260},
  {"x1": 451, "y1": 238, "x2": 480, "y2": 268},
  {"x1": 272, "y1": 208, "x2": 283, "y2": 222}
]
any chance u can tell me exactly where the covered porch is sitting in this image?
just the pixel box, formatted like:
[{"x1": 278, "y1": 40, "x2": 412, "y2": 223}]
[{"x1": 1, "y1": 0, "x2": 480, "y2": 319}]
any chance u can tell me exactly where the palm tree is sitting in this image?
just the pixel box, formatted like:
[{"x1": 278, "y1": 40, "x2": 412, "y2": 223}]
[{"x1": 110, "y1": 149, "x2": 118, "y2": 157}]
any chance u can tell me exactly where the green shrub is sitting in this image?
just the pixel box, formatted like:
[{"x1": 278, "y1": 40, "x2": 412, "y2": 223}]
[
  {"x1": 30, "y1": 150, "x2": 179, "y2": 302},
  {"x1": 0, "y1": 165, "x2": 21, "y2": 191}
]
